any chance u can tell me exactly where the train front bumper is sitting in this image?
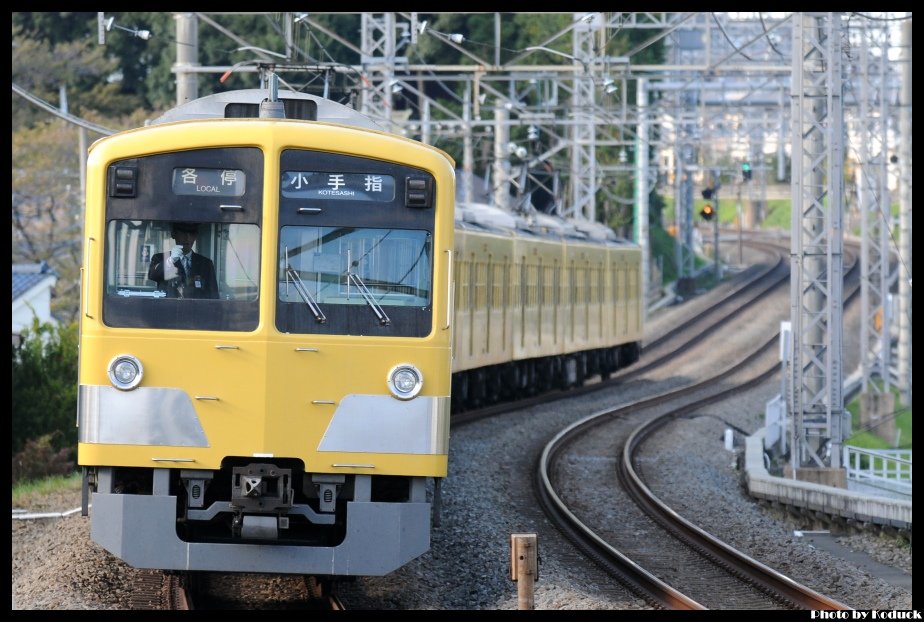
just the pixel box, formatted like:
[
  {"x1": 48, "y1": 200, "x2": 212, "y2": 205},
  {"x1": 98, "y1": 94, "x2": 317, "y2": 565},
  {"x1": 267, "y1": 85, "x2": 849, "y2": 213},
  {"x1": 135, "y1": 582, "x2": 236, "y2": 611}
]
[{"x1": 90, "y1": 491, "x2": 431, "y2": 576}]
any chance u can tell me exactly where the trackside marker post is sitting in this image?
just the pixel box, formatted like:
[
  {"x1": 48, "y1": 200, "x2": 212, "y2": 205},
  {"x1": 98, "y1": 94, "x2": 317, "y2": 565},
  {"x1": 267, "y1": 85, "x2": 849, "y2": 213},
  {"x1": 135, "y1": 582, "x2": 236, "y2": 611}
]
[{"x1": 510, "y1": 533, "x2": 539, "y2": 610}]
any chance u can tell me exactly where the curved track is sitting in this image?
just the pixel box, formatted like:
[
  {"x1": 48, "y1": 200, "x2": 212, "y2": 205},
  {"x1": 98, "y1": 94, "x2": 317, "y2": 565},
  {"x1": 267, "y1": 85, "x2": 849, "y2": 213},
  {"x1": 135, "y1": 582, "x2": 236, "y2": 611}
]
[{"x1": 531, "y1": 237, "x2": 862, "y2": 609}]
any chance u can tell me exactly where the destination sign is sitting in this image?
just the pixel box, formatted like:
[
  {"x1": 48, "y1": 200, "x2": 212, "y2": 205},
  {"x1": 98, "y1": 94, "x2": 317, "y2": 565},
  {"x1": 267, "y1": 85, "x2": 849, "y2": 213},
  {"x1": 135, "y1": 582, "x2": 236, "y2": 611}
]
[
  {"x1": 172, "y1": 167, "x2": 246, "y2": 197},
  {"x1": 281, "y1": 171, "x2": 396, "y2": 202}
]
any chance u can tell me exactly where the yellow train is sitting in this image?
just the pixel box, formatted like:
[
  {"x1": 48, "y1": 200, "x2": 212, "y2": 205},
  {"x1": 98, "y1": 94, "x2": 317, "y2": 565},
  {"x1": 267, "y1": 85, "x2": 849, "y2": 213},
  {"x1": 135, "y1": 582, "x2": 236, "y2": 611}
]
[
  {"x1": 78, "y1": 87, "x2": 456, "y2": 576},
  {"x1": 77, "y1": 85, "x2": 642, "y2": 579},
  {"x1": 451, "y1": 204, "x2": 642, "y2": 411}
]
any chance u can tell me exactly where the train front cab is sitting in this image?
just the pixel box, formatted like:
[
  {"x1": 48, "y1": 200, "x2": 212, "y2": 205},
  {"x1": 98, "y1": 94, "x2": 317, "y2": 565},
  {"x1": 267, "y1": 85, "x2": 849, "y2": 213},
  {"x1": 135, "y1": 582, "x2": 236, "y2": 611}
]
[{"x1": 77, "y1": 119, "x2": 456, "y2": 576}]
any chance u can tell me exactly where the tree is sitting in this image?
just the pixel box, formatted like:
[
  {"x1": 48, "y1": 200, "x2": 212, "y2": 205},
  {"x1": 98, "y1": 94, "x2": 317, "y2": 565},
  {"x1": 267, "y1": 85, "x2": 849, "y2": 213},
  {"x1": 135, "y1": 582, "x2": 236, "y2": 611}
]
[
  {"x1": 11, "y1": 318, "x2": 79, "y2": 455},
  {"x1": 13, "y1": 17, "x2": 159, "y2": 321},
  {"x1": 12, "y1": 19, "x2": 144, "y2": 127},
  {"x1": 12, "y1": 122, "x2": 85, "y2": 321}
]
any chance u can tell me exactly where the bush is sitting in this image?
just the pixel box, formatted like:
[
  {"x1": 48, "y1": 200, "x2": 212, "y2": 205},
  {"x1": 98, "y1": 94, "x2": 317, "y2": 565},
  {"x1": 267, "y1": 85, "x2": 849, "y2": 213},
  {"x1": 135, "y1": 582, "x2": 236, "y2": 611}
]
[
  {"x1": 12, "y1": 432, "x2": 75, "y2": 486},
  {"x1": 11, "y1": 318, "x2": 78, "y2": 464}
]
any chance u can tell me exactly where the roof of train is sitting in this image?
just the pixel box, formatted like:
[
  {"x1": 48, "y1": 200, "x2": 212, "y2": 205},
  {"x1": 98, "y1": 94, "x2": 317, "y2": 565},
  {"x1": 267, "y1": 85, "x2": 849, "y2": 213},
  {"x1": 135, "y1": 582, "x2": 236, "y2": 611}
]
[
  {"x1": 146, "y1": 89, "x2": 632, "y2": 248},
  {"x1": 455, "y1": 201, "x2": 635, "y2": 246},
  {"x1": 150, "y1": 89, "x2": 385, "y2": 131}
]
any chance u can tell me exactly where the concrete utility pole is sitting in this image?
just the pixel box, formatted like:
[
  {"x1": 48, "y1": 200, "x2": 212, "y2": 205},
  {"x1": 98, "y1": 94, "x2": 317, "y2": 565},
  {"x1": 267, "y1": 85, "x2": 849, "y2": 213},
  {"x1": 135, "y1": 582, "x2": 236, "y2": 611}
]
[
  {"x1": 462, "y1": 82, "x2": 475, "y2": 205},
  {"x1": 749, "y1": 125, "x2": 766, "y2": 225},
  {"x1": 174, "y1": 13, "x2": 199, "y2": 106},
  {"x1": 493, "y1": 103, "x2": 512, "y2": 211},
  {"x1": 896, "y1": 18, "x2": 912, "y2": 409},
  {"x1": 777, "y1": 87, "x2": 787, "y2": 182},
  {"x1": 59, "y1": 86, "x2": 87, "y2": 214},
  {"x1": 674, "y1": 104, "x2": 696, "y2": 288},
  {"x1": 635, "y1": 77, "x2": 651, "y2": 307},
  {"x1": 711, "y1": 178, "x2": 720, "y2": 279},
  {"x1": 670, "y1": 22, "x2": 701, "y2": 288},
  {"x1": 788, "y1": 13, "x2": 846, "y2": 483},
  {"x1": 420, "y1": 98, "x2": 431, "y2": 145}
]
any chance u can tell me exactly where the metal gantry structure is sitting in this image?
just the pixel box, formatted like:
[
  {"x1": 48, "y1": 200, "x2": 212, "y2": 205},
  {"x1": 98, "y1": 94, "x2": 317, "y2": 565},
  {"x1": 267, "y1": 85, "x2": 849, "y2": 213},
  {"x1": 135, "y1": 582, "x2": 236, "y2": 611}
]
[
  {"x1": 568, "y1": 13, "x2": 600, "y2": 223},
  {"x1": 789, "y1": 13, "x2": 846, "y2": 472},
  {"x1": 158, "y1": 11, "x2": 912, "y2": 474},
  {"x1": 854, "y1": 20, "x2": 892, "y2": 400}
]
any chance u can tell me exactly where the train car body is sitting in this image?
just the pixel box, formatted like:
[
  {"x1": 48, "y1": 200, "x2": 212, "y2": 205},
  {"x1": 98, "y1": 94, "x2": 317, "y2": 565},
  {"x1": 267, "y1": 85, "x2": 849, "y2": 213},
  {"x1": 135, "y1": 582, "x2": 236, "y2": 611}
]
[
  {"x1": 77, "y1": 86, "x2": 643, "y2": 580},
  {"x1": 450, "y1": 203, "x2": 642, "y2": 410},
  {"x1": 77, "y1": 89, "x2": 456, "y2": 576}
]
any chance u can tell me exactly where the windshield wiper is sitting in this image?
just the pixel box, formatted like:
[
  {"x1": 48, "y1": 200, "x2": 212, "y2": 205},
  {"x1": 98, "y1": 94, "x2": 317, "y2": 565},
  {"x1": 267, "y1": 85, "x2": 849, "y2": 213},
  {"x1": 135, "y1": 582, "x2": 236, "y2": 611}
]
[
  {"x1": 286, "y1": 266, "x2": 327, "y2": 323},
  {"x1": 347, "y1": 269, "x2": 391, "y2": 326}
]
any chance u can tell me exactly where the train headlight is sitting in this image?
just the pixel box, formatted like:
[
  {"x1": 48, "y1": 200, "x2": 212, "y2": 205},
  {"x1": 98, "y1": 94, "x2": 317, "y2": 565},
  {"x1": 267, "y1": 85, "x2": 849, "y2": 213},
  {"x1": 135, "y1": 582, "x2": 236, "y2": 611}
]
[
  {"x1": 387, "y1": 364, "x2": 423, "y2": 400},
  {"x1": 107, "y1": 354, "x2": 143, "y2": 391}
]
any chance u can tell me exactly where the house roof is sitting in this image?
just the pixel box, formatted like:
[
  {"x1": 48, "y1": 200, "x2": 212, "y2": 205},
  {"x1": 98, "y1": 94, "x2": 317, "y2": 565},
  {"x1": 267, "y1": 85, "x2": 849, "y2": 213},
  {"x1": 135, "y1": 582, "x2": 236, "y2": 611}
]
[{"x1": 12, "y1": 261, "x2": 57, "y2": 302}]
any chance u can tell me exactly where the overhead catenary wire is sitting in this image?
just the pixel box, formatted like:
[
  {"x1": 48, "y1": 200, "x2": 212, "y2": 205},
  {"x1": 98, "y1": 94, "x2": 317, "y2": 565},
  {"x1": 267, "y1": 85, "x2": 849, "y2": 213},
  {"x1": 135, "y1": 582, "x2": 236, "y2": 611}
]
[{"x1": 11, "y1": 82, "x2": 116, "y2": 136}]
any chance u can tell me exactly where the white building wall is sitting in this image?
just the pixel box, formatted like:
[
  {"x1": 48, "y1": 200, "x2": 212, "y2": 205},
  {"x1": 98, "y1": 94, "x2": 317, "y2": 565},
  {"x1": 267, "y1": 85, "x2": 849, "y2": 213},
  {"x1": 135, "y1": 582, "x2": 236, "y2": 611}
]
[{"x1": 12, "y1": 278, "x2": 57, "y2": 336}]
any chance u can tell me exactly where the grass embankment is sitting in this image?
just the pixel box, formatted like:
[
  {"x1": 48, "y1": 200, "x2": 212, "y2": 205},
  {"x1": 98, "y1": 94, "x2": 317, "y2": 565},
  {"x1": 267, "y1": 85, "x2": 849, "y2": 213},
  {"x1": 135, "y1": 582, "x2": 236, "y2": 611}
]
[
  {"x1": 845, "y1": 384, "x2": 912, "y2": 449},
  {"x1": 12, "y1": 471, "x2": 82, "y2": 507}
]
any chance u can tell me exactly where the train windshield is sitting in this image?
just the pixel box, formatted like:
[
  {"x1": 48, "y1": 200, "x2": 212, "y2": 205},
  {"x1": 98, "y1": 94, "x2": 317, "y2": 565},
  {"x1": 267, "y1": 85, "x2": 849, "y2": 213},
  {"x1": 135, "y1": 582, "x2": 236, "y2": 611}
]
[
  {"x1": 101, "y1": 219, "x2": 260, "y2": 331},
  {"x1": 278, "y1": 225, "x2": 433, "y2": 337}
]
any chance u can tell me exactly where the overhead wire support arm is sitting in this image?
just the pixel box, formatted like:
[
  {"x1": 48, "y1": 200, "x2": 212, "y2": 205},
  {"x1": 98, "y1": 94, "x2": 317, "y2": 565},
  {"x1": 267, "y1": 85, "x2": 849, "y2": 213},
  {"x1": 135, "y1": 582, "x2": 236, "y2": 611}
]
[
  {"x1": 706, "y1": 13, "x2": 793, "y2": 73},
  {"x1": 195, "y1": 12, "x2": 279, "y2": 64}
]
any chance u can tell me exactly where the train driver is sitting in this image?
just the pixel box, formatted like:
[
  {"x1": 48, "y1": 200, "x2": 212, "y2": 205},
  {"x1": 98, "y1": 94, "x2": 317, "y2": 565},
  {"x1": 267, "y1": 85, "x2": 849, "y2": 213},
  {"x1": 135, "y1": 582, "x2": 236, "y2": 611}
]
[{"x1": 147, "y1": 222, "x2": 219, "y2": 299}]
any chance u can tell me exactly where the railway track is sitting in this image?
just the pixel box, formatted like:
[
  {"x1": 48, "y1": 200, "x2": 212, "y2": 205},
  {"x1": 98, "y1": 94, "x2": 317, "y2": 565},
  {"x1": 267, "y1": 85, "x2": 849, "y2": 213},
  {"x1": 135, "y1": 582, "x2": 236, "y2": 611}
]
[
  {"x1": 449, "y1": 235, "x2": 865, "y2": 609},
  {"x1": 536, "y1": 343, "x2": 849, "y2": 609},
  {"x1": 129, "y1": 571, "x2": 345, "y2": 610},
  {"x1": 128, "y1": 570, "x2": 189, "y2": 610},
  {"x1": 530, "y1": 237, "x2": 862, "y2": 609}
]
